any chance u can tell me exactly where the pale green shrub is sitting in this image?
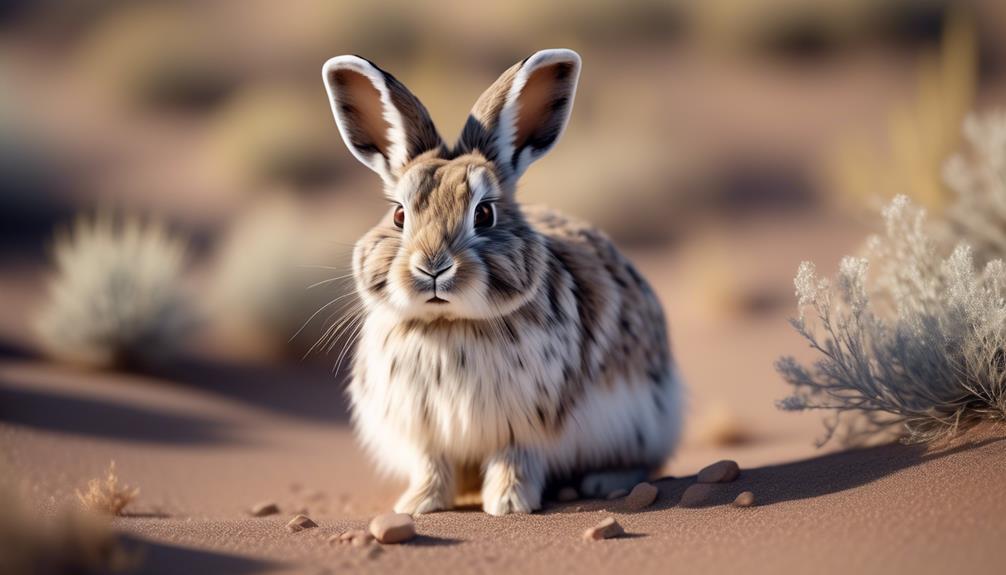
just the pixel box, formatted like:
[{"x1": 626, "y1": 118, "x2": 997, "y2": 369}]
[
  {"x1": 34, "y1": 214, "x2": 196, "y2": 368},
  {"x1": 777, "y1": 196, "x2": 1006, "y2": 444}
]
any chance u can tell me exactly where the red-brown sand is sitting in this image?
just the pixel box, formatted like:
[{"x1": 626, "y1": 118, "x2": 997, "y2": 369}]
[{"x1": 2, "y1": 216, "x2": 1004, "y2": 574}]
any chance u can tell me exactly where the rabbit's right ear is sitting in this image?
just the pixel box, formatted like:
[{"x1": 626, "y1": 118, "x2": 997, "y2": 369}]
[
  {"x1": 457, "y1": 49, "x2": 581, "y2": 189},
  {"x1": 323, "y1": 56, "x2": 444, "y2": 186}
]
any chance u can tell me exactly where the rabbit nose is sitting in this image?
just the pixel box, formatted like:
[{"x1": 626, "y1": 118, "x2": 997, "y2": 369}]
[{"x1": 411, "y1": 252, "x2": 455, "y2": 280}]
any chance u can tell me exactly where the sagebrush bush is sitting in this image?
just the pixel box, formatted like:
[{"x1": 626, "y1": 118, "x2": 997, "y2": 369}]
[
  {"x1": 944, "y1": 110, "x2": 1006, "y2": 265},
  {"x1": 777, "y1": 195, "x2": 1006, "y2": 444},
  {"x1": 35, "y1": 213, "x2": 196, "y2": 368}
]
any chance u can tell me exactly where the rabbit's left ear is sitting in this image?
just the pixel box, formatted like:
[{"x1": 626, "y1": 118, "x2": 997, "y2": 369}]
[
  {"x1": 458, "y1": 49, "x2": 581, "y2": 188},
  {"x1": 323, "y1": 56, "x2": 444, "y2": 186}
]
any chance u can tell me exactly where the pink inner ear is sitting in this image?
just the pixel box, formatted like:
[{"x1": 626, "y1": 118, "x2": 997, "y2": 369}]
[
  {"x1": 514, "y1": 64, "x2": 562, "y2": 150},
  {"x1": 333, "y1": 68, "x2": 391, "y2": 156}
]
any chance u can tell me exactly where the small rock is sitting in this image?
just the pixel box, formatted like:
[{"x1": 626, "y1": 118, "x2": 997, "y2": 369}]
[
  {"x1": 679, "y1": 483, "x2": 715, "y2": 508},
  {"x1": 582, "y1": 517, "x2": 625, "y2": 541},
  {"x1": 369, "y1": 513, "x2": 415, "y2": 544},
  {"x1": 697, "y1": 460, "x2": 740, "y2": 484},
  {"x1": 557, "y1": 487, "x2": 579, "y2": 502},
  {"x1": 605, "y1": 489, "x2": 629, "y2": 500},
  {"x1": 733, "y1": 491, "x2": 755, "y2": 508},
  {"x1": 249, "y1": 501, "x2": 280, "y2": 517},
  {"x1": 624, "y1": 482, "x2": 658, "y2": 510},
  {"x1": 286, "y1": 514, "x2": 318, "y2": 533},
  {"x1": 329, "y1": 529, "x2": 373, "y2": 546}
]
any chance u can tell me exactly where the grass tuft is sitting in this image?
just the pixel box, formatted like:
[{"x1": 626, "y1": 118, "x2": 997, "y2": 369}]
[{"x1": 76, "y1": 461, "x2": 139, "y2": 517}]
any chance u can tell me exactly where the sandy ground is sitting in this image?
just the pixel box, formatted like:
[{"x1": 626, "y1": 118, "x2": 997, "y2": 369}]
[{"x1": 2, "y1": 214, "x2": 1005, "y2": 574}]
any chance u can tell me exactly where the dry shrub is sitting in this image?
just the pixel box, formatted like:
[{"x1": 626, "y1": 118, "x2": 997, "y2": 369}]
[
  {"x1": 34, "y1": 213, "x2": 197, "y2": 369},
  {"x1": 777, "y1": 195, "x2": 1006, "y2": 445},
  {"x1": 828, "y1": 6, "x2": 977, "y2": 213},
  {"x1": 944, "y1": 111, "x2": 1006, "y2": 265},
  {"x1": 76, "y1": 461, "x2": 139, "y2": 517}
]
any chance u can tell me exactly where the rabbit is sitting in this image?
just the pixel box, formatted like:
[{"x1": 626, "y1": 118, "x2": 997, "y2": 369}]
[{"x1": 321, "y1": 48, "x2": 683, "y2": 516}]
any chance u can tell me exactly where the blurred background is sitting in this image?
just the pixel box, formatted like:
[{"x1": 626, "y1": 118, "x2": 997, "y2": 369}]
[{"x1": 2, "y1": 0, "x2": 1006, "y2": 488}]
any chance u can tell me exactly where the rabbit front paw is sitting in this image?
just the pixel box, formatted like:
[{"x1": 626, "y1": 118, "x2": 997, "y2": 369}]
[
  {"x1": 481, "y1": 448, "x2": 544, "y2": 516},
  {"x1": 394, "y1": 455, "x2": 454, "y2": 515}
]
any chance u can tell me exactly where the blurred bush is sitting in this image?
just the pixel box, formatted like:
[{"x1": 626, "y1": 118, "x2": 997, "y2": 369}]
[
  {"x1": 208, "y1": 193, "x2": 352, "y2": 359},
  {"x1": 828, "y1": 5, "x2": 976, "y2": 213},
  {"x1": 204, "y1": 84, "x2": 344, "y2": 191},
  {"x1": 34, "y1": 214, "x2": 198, "y2": 369},
  {"x1": 73, "y1": 2, "x2": 238, "y2": 113}
]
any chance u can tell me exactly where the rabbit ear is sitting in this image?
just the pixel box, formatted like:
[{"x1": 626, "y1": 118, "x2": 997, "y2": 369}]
[
  {"x1": 323, "y1": 56, "x2": 444, "y2": 185},
  {"x1": 458, "y1": 49, "x2": 581, "y2": 187}
]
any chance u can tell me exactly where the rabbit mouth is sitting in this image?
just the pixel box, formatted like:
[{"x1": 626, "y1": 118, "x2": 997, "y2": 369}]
[{"x1": 426, "y1": 296, "x2": 449, "y2": 304}]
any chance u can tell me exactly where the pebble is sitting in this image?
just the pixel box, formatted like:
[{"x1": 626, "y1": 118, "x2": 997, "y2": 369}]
[
  {"x1": 329, "y1": 530, "x2": 374, "y2": 547},
  {"x1": 697, "y1": 460, "x2": 740, "y2": 484},
  {"x1": 582, "y1": 517, "x2": 625, "y2": 541},
  {"x1": 605, "y1": 489, "x2": 629, "y2": 500},
  {"x1": 249, "y1": 501, "x2": 280, "y2": 517},
  {"x1": 369, "y1": 513, "x2": 416, "y2": 544},
  {"x1": 286, "y1": 514, "x2": 318, "y2": 533},
  {"x1": 733, "y1": 491, "x2": 755, "y2": 508},
  {"x1": 679, "y1": 483, "x2": 715, "y2": 508},
  {"x1": 624, "y1": 482, "x2": 658, "y2": 510},
  {"x1": 557, "y1": 487, "x2": 579, "y2": 502}
]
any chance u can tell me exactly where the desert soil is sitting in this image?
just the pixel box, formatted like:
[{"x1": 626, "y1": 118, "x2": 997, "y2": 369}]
[{"x1": 2, "y1": 214, "x2": 1004, "y2": 575}]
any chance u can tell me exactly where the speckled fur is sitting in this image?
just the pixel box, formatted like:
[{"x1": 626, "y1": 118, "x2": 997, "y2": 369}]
[{"x1": 322, "y1": 49, "x2": 683, "y2": 515}]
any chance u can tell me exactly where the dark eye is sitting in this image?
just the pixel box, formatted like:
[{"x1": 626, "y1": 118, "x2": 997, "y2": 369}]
[
  {"x1": 474, "y1": 202, "x2": 495, "y2": 229},
  {"x1": 393, "y1": 205, "x2": 405, "y2": 229}
]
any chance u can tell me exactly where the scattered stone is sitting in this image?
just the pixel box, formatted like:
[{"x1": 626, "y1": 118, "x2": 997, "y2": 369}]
[
  {"x1": 329, "y1": 529, "x2": 373, "y2": 547},
  {"x1": 679, "y1": 483, "x2": 715, "y2": 508},
  {"x1": 697, "y1": 460, "x2": 740, "y2": 484},
  {"x1": 249, "y1": 501, "x2": 280, "y2": 517},
  {"x1": 557, "y1": 487, "x2": 579, "y2": 502},
  {"x1": 605, "y1": 489, "x2": 629, "y2": 500},
  {"x1": 733, "y1": 491, "x2": 755, "y2": 508},
  {"x1": 369, "y1": 513, "x2": 415, "y2": 544},
  {"x1": 286, "y1": 514, "x2": 318, "y2": 533},
  {"x1": 624, "y1": 482, "x2": 658, "y2": 510},
  {"x1": 582, "y1": 517, "x2": 625, "y2": 541}
]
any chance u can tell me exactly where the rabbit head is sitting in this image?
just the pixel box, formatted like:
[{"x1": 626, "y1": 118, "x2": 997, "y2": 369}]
[{"x1": 323, "y1": 50, "x2": 581, "y2": 321}]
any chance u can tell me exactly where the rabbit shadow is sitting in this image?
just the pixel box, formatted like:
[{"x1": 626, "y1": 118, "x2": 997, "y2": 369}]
[
  {"x1": 545, "y1": 432, "x2": 1005, "y2": 513},
  {"x1": 655, "y1": 434, "x2": 1005, "y2": 510}
]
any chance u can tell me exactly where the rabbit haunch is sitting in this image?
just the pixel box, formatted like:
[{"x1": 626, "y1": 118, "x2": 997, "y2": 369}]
[{"x1": 322, "y1": 49, "x2": 683, "y2": 515}]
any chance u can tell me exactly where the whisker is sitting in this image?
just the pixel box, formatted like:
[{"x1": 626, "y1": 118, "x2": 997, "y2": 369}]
[
  {"x1": 289, "y1": 290, "x2": 359, "y2": 343},
  {"x1": 306, "y1": 274, "x2": 356, "y2": 290}
]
